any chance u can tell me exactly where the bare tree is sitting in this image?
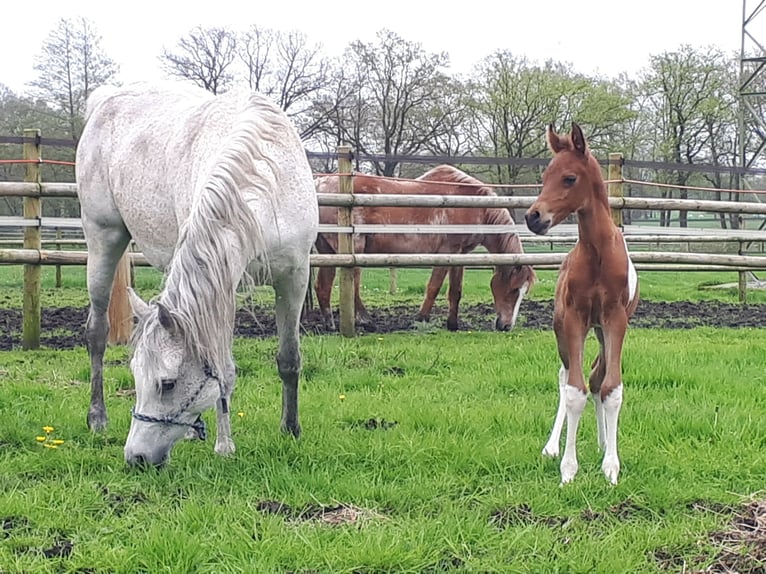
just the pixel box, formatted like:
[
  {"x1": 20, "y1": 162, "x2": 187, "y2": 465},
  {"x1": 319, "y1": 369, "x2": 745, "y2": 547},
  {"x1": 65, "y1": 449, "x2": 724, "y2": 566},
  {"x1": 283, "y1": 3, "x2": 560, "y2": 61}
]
[
  {"x1": 160, "y1": 26, "x2": 237, "y2": 95},
  {"x1": 237, "y1": 26, "x2": 332, "y2": 139},
  {"x1": 29, "y1": 17, "x2": 118, "y2": 140},
  {"x1": 327, "y1": 29, "x2": 456, "y2": 177},
  {"x1": 642, "y1": 45, "x2": 732, "y2": 227}
]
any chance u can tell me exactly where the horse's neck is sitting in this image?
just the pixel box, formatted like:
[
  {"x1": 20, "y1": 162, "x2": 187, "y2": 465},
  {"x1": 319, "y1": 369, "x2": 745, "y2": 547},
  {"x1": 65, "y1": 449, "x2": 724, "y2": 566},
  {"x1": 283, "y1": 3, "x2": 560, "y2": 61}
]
[
  {"x1": 482, "y1": 208, "x2": 519, "y2": 254},
  {"x1": 576, "y1": 181, "x2": 619, "y2": 250}
]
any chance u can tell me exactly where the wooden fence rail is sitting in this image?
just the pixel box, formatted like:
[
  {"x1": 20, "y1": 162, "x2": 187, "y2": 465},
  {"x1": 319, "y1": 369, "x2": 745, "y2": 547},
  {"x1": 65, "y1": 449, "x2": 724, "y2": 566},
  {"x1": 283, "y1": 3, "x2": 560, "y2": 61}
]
[{"x1": 1, "y1": 143, "x2": 764, "y2": 345}]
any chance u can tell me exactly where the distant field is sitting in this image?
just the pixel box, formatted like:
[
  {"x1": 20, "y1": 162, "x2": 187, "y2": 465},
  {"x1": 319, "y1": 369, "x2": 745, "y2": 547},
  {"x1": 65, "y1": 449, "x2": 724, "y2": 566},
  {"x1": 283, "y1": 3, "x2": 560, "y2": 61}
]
[{"x1": 2, "y1": 263, "x2": 766, "y2": 310}]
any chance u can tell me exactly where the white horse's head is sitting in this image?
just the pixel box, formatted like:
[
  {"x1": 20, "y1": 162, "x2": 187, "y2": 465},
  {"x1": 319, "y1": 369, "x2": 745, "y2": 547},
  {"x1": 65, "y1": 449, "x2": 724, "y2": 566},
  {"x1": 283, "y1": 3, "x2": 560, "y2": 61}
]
[{"x1": 124, "y1": 290, "x2": 222, "y2": 467}]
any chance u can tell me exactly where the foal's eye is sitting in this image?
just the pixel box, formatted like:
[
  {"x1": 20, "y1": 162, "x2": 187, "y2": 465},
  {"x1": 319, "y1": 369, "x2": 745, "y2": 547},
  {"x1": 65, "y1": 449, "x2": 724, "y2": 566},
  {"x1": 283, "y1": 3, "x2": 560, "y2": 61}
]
[
  {"x1": 160, "y1": 378, "x2": 177, "y2": 392},
  {"x1": 563, "y1": 175, "x2": 577, "y2": 186}
]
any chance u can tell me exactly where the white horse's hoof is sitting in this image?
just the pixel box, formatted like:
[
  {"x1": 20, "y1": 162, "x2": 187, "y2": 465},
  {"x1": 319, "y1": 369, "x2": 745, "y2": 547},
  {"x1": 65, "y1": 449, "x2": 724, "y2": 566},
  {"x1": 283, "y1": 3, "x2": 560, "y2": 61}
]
[
  {"x1": 215, "y1": 439, "x2": 236, "y2": 457},
  {"x1": 602, "y1": 456, "x2": 620, "y2": 484}
]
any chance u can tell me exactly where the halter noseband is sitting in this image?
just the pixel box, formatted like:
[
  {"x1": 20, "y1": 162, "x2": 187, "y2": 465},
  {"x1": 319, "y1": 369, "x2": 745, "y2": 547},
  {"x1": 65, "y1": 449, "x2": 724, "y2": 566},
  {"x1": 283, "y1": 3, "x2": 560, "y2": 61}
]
[{"x1": 130, "y1": 361, "x2": 224, "y2": 440}]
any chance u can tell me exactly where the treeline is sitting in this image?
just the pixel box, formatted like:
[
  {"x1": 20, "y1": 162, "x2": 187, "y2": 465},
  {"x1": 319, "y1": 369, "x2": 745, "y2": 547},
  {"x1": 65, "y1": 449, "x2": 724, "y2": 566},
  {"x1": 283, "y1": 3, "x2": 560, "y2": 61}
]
[{"x1": 0, "y1": 17, "x2": 754, "y2": 227}]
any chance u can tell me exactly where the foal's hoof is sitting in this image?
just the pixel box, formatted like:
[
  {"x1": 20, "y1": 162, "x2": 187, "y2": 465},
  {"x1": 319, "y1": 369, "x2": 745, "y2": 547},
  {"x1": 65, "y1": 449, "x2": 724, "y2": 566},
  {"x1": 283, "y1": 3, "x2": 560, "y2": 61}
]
[
  {"x1": 559, "y1": 457, "x2": 579, "y2": 485},
  {"x1": 446, "y1": 319, "x2": 459, "y2": 331},
  {"x1": 542, "y1": 442, "x2": 559, "y2": 458},
  {"x1": 602, "y1": 456, "x2": 620, "y2": 485}
]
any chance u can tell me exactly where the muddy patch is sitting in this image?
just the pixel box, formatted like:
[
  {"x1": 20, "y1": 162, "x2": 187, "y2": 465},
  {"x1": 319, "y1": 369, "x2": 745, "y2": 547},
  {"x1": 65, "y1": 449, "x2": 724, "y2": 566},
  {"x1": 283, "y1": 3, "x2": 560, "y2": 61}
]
[{"x1": 1, "y1": 300, "x2": 765, "y2": 351}]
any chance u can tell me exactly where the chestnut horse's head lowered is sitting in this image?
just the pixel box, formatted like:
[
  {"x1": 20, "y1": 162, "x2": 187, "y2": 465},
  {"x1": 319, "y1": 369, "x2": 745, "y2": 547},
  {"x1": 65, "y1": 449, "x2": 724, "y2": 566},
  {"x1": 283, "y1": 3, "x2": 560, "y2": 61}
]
[{"x1": 525, "y1": 123, "x2": 603, "y2": 236}]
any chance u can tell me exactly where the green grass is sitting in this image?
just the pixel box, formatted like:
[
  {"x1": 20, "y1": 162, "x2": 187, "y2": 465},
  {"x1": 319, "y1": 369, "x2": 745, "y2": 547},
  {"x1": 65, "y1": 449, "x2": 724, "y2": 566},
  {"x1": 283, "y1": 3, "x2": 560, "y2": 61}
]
[
  {"x1": 2, "y1": 328, "x2": 766, "y2": 572},
  {"x1": 3, "y1": 264, "x2": 765, "y2": 311},
  {"x1": 2, "y1": 264, "x2": 766, "y2": 571}
]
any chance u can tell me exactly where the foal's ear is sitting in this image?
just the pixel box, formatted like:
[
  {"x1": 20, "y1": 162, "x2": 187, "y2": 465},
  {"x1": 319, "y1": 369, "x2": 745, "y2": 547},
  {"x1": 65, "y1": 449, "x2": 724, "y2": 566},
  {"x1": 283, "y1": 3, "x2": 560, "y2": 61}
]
[
  {"x1": 156, "y1": 302, "x2": 179, "y2": 336},
  {"x1": 547, "y1": 124, "x2": 566, "y2": 154},
  {"x1": 571, "y1": 123, "x2": 588, "y2": 156},
  {"x1": 127, "y1": 287, "x2": 150, "y2": 320}
]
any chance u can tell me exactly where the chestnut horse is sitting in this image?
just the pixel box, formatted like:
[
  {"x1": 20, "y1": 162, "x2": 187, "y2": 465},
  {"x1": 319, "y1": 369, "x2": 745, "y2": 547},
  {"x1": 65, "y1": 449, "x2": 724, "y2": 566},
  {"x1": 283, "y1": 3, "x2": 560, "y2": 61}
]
[
  {"x1": 525, "y1": 123, "x2": 639, "y2": 485},
  {"x1": 314, "y1": 165, "x2": 535, "y2": 331}
]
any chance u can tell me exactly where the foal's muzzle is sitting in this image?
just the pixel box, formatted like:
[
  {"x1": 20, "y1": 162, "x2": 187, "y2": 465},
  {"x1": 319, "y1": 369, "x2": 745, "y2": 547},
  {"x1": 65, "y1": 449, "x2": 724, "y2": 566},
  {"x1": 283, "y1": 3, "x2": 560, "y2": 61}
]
[{"x1": 525, "y1": 210, "x2": 551, "y2": 235}]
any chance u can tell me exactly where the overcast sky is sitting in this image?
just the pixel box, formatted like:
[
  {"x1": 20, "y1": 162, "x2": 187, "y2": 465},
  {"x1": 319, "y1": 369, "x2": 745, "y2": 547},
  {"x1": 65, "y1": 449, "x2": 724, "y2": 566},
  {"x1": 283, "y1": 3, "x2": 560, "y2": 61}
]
[{"x1": 0, "y1": 0, "x2": 757, "y2": 93}]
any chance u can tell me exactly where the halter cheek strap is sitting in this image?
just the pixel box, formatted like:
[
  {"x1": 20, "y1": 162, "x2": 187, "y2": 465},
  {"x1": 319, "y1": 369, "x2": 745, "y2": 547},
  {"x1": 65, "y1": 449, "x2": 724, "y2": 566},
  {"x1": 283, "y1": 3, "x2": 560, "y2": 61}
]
[{"x1": 130, "y1": 361, "x2": 221, "y2": 440}]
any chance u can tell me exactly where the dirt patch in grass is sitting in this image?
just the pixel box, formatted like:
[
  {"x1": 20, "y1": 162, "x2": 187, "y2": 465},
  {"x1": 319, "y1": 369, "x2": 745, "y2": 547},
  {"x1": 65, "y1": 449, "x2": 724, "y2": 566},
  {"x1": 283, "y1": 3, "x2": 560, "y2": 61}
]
[
  {"x1": 651, "y1": 498, "x2": 766, "y2": 572},
  {"x1": 1, "y1": 515, "x2": 30, "y2": 538},
  {"x1": 691, "y1": 498, "x2": 766, "y2": 573},
  {"x1": 348, "y1": 418, "x2": 399, "y2": 431},
  {"x1": 1, "y1": 300, "x2": 765, "y2": 351},
  {"x1": 255, "y1": 499, "x2": 385, "y2": 527},
  {"x1": 489, "y1": 503, "x2": 568, "y2": 528}
]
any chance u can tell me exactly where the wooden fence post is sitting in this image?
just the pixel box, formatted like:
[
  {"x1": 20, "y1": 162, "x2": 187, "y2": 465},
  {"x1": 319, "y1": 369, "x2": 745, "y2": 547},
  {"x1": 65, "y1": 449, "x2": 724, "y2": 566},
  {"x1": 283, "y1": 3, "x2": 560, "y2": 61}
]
[
  {"x1": 608, "y1": 152, "x2": 624, "y2": 228},
  {"x1": 22, "y1": 129, "x2": 41, "y2": 350},
  {"x1": 337, "y1": 146, "x2": 356, "y2": 337},
  {"x1": 389, "y1": 268, "x2": 398, "y2": 294},
  {"x1": 55, "y1": 227, "x2": 62, "y2": 288}
]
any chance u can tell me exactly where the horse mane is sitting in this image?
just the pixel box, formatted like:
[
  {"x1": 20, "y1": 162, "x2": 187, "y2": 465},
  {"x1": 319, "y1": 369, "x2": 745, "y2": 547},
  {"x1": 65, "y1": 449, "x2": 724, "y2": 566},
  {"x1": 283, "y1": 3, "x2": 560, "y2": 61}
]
[{"x1": 132, "y1": 92, "x2": 288, "y2": 379}]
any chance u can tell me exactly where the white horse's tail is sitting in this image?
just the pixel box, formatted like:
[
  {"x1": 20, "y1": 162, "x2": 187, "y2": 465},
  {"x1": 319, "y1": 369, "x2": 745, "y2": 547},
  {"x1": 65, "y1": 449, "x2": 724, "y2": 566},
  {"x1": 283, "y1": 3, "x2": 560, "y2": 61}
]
[{"x1": 107, "y1": 249, "x2": 132, "y2": 345}]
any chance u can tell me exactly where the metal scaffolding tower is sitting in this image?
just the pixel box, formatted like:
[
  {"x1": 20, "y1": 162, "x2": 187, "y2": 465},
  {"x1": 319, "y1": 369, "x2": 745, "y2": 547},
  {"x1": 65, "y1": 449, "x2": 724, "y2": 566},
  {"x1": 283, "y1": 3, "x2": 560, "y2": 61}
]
[{"x1": 739, "y1": 0, "x2": 766, "y2": 186}]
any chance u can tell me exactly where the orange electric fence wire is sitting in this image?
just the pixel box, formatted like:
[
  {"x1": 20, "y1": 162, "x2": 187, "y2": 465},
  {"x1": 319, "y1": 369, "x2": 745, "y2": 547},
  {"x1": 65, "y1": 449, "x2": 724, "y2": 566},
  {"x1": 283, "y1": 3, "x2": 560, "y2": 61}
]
[{"x1": 0, "y1": 159, "x2": 75, "y2": 166}]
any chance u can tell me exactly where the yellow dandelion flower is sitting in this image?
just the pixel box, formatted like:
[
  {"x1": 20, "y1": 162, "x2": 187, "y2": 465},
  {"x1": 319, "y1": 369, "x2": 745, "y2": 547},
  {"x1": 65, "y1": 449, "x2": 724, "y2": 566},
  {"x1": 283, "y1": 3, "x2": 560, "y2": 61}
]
[
  {"x1": 237, "y1": 412, "x2": 245, "y2": 418},
  {"x1": 51, "y1": 439, "x2": 65, "y2": 445},
  {"x1": 43, "y1": 443, "x2": 58, "y2": 449},
  {"x1": 339, "y1": 394, "x2": 346, "y2": 401},
  {"x1": 42, "y1": 426, "x2": 54, "y2": 433},
  {"x1": 35, "y1": 436, "x2": 46, "y2": 442},
  {"x1": 377, "y1": 337, "x2": 384, "y2": 341}
]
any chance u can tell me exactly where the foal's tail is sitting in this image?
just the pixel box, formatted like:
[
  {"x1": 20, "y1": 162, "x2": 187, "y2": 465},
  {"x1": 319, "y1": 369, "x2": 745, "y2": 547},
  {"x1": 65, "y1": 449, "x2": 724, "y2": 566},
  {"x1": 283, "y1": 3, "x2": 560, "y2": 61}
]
[{"x1": 107, "y1": 250, "x2": 133, "y2": 345}]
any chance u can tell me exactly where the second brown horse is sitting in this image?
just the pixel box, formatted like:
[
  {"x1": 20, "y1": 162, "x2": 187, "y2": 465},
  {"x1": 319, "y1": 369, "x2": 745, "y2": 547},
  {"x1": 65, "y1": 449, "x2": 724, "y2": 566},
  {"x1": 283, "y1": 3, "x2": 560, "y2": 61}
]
[{"x1": 314, "y1": 165, "x2": 536, "y2": 331}]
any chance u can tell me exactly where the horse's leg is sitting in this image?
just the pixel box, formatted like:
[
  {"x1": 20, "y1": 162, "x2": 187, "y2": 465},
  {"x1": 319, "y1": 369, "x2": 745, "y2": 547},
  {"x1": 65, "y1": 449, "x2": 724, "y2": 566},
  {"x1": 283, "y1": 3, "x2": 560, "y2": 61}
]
[
  {"x1": 214, "y1": 357, "x2": 237, "y2": 456},
  {"x1": 314, "y1": 266, "x2": 337, "y2": 330},
  {"x1": 590, "y1": 326, "x2": 607, "y2": 451},
  {"x1": 599, "y1": 313, "x2": 629, "y2": 484},
  {"x1": 417, "y1": 266, "x2": 449, "y2": 322},
  {"x1": 354, "y1": 267, "x2": 373, "y2": 326},
  {"x1": 84, "y1": 228, "x2": 130, "y2": 432},
  {"x1": 555, "y1": 313, "x2": 589, "y2": 485},
  {"x1": 273, "y1": 263, "x2": 310, "y2": 438},
  {"x1": 446, "y1": 266, "x2": 464, "y2": 331},
  {"x1": 542, "y1": 365, "x2": 568, "y2": 458}
]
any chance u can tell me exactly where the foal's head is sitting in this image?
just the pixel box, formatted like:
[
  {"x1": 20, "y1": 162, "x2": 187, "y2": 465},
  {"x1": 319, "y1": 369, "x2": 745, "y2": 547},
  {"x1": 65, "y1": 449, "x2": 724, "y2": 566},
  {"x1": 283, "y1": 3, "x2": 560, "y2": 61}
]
[{"x1": 525, "y1": 123, "x2": 602, "y2": 235}]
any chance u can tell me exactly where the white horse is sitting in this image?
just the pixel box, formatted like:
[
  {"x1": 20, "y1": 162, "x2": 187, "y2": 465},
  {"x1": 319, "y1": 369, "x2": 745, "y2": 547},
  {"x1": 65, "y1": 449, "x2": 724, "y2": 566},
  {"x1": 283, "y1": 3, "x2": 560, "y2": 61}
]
[{"x1": 76, "y1": 83, "x2": 318, "y2": 467}]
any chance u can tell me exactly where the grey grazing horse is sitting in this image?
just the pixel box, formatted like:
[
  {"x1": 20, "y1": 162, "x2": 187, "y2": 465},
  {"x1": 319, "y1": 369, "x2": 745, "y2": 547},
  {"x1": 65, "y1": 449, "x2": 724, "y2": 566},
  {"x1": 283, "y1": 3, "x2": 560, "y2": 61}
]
[{"x1": 76, "y1": 83, "x2": 318, "y2": 467}]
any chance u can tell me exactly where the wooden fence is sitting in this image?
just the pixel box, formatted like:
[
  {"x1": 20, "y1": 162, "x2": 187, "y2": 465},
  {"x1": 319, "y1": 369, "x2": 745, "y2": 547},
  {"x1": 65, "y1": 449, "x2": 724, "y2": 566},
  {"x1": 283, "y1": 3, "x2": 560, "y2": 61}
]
[{"x1": 2, "y1": 143, "x2": 766, "y2": 343}]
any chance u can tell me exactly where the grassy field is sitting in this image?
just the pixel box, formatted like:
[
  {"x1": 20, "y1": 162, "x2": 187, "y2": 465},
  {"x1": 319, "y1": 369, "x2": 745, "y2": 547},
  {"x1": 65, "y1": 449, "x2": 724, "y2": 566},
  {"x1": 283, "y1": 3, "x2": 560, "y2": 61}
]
[
  {"x1": 2, "y1": 263, "x2": 766, "y2": 310},
  {"x1": 1, "y1": 265, "x2": 766, "y2": 572}
]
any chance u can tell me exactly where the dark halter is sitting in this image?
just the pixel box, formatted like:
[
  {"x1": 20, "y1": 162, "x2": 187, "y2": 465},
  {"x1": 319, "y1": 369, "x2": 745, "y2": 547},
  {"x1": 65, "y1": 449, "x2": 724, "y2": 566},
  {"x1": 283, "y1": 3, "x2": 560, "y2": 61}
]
[{"x1": 130, "y1": 361, "x2": 225, "y2": 440}]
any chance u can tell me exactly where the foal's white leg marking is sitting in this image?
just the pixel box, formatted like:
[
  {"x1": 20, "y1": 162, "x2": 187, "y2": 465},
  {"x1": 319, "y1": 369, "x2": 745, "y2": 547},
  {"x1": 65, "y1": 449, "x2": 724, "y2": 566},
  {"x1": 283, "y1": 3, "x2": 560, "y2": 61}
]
[
  {"x1": 593, "y1": 391, "x2": 606, "y2": 451},
  {"x1": 601, "y1": 384, "x2": 623, "y2": 484},
  {"x1": 510, "y1": 281, "x2": 529, "y2": 328},
  {"x1": 623, "y1": 237, "x2": 638, "y2": 303},
  {"x1": 543, "y1": 364, "x2": 568, "y2": 458},
  {"x1": 560, "y1": 384, "x2": 587, "y2": 485}
]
